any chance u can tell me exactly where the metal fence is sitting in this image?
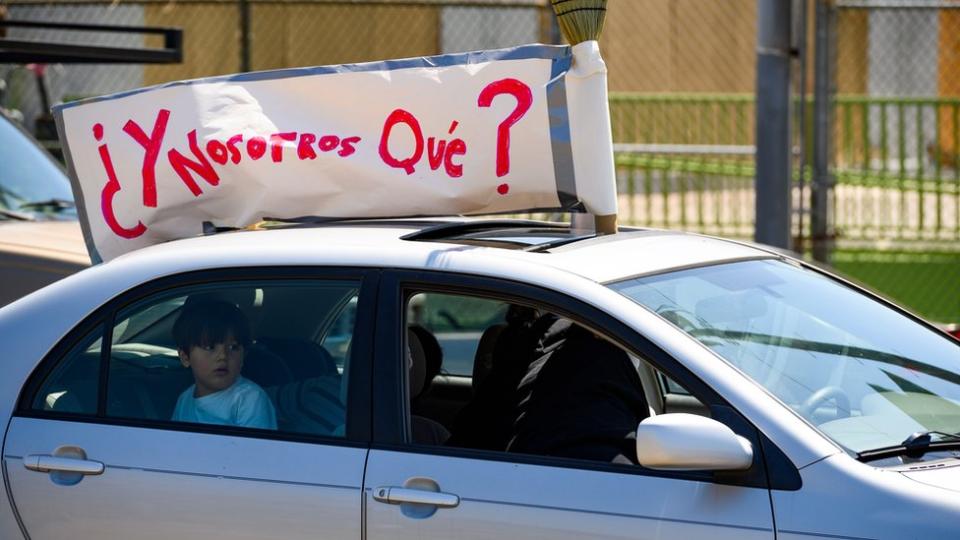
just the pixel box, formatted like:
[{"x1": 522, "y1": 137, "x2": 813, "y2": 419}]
[
  {"x1": 833, "y1": 96, "x2": 960, "y2": 244},
  {"x1": 0, "y1": 0, "x2": 957, "y2": 322},
  {"x1": 609, "y1": 92, "x2": 755, "y2": 238},
  {"x1": 829, "y1": 2, "x2": 960, "y2": 247},
  {"x1": 830, "y1": 0, "x2": 960, "y2": 323},
  {"x1": 0, "y1": 0, "x2": 759, "y2": 124},
  {"x1": 0, "y1": 0, "x2": 556, "y2": 134},
  {"x1": 608, "y1": 92, "x2": 960, "y2": 244},
  {"x1": 0, "y1": 0, "x2": 764, "y2": 240}
]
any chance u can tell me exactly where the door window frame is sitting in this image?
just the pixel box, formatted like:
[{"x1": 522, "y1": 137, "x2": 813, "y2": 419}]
[
  {"x1": 373, "y1": 269, "x2": 800, "y2": 490},
  {"x1": 16, "y1": 266, "x2": 379, "y2": 447}
]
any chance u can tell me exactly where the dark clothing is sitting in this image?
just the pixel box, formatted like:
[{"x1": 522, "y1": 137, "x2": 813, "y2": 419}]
[
  {"x1": 507, "y1": 322, "x2": 650, "y2": 465},
  {"x1": 447, "y1": 313, "x2": 560, "y2": 451},
  {"x1": 412, "y1": 415, "x2": 450, "y2": 446}
]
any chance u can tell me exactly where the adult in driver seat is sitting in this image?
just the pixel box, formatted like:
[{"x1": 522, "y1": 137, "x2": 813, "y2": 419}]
[{"x1": 507, "y1": 319, "x2": 649, "y2": 465}]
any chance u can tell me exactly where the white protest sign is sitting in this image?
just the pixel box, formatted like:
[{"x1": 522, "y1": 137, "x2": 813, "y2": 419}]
[{"x1": 54, "y1": 42, "x2": 617, "y2": 262}]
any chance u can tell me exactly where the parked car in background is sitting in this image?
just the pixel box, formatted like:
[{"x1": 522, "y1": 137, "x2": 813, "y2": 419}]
[{"x1": 0, "y1": 109, "x2": 88, "y2": 306}]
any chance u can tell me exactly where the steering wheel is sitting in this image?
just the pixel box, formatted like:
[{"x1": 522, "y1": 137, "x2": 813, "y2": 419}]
[{"x1": 798, "y1": 386, "x2": 851, "y2": 421}]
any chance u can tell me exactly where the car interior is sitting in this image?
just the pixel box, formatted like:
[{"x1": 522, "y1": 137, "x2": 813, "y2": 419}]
[
  {"x1": 405, "y1": 292, "x2": 710, "y2": 458},
  {"x1": 32, "y1": 283, "x2": 709, "y2": 464},
  {"x1": 34, "y1": 282, "x2": 359, "y2": 438}
]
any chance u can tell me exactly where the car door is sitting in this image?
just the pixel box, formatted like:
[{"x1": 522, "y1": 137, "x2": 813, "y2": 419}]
[
  {"x1": 3, "y1": 268, "x2": 376, "y2": 540},
  {"x1": 363, "y1": 270, "x2": 777, "y2": 540}
]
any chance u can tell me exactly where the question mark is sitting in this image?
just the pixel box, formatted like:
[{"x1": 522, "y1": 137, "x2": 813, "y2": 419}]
[{"x1": 478, "y1": 78, "x2": 533, "y2": 178}]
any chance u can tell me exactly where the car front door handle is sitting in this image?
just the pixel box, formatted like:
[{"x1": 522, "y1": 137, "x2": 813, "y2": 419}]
[
  {"x1": 23, "y1": 454, "x2": 105, "y2": 475},
  {"x1": 373, "y1": 486, "x2": 460, "y2": 508}
]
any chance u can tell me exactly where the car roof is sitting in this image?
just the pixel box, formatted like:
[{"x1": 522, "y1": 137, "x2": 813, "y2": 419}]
[{"x1": 103, "y1": 219, "x2": 774, "y2": 284}]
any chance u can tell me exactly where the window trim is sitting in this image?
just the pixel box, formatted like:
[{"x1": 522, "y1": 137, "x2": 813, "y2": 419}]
[
  {"x1": 96, "y1": 311, "x2": 115, "y2": 418},
  {"x1": 374, "y1": 269, "x2": 800, "y2": 490},
  {"x1": 16, "y1": 266, "x2": 379, "y2": 446}
]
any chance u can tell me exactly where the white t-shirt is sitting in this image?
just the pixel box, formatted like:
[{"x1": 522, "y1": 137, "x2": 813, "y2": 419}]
[{"x1": 172, "y1": 376, "x2": 277, "y2": 430}]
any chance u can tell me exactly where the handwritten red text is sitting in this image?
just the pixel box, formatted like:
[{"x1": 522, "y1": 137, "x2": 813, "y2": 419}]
[
  {"x1": 94, "y1": 108, "x2": 361, "y2": 239},
  {"x1": 378, "y1": 79, "x2": 533, "y2": 191}
]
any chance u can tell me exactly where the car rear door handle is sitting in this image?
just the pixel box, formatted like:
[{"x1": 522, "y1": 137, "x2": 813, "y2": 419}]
[
  {"x1": 23, "y1": 454, "x2": 105, "y2": 475},
  {"x1": 373, "y1": 486, "x2": 460, "y2": 508}
]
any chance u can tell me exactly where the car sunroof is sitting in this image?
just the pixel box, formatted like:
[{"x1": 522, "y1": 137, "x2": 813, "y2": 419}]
[{"x1": 400, "y1": 220, "x2": 596, "y2": 251}]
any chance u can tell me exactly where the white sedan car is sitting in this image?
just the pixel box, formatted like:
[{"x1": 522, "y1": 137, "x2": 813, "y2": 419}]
[{"x1": 1, "y1": 219, "x2": 959, "y2": 540}]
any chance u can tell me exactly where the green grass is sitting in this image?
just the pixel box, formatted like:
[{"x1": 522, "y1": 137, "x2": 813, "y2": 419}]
[{"x1": 831, "y1": 249, "x2": 960, "y2": 324}]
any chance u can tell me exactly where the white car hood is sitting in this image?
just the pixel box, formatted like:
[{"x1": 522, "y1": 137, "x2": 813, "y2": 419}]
[{"x1": 901, "y1": 458, "x2": 960, "y2": 493}]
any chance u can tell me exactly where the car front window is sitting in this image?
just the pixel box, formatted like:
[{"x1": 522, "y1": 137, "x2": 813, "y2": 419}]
[
  {"x1": 610, "y1": 259, "x2": 960, "y2": 455},
  {"x1": 0, "y1": 114, "x2": 76, "y2": 220}
]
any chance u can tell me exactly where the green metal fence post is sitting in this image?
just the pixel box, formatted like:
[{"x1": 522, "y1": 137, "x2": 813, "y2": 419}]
[
  {"x1": 934, "y1": 103, "x2": 942, "y2": 235},
  {"x1": 916, "y1": 104, "x2": 924, "y2": 234},
  {"x1": 898, "y1": 103, "x2": 906, "y2": 239}
]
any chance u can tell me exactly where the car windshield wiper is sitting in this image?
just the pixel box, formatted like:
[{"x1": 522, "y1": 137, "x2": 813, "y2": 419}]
[
  {"x1": 0, "y1": 208, "x2": 36, "y2": 221},
  {"x1": 857, "y1": 430, "x2": 960, "y2": 462},
  {"x1": 18, "y1": 198, "x2": 75, "y2": 212}
]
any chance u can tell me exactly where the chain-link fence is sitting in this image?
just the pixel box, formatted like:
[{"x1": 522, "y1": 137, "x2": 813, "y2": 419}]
[
  {"x1": 0, "y1": 0, "x2": 554, "y2": 134},
  {"x1": 832, "y1": 1, "x2": 960, "y2": 245},
  {"x1": 0, "y1": 0, "x2": 955, "y2": 322},
  {"x1": 830, "y1": 1, "x2": 960, "y2": 324},
  {"x1": 1, "y1": 0, "x2": 760, "y2": 237},
  {"x1": 605, "y1": 0, "x2": 759, "y2": 238}
]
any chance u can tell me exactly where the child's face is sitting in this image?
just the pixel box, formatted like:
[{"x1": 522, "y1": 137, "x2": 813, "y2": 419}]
[{"x1": 178, "y1": 332, "x2": 244, "y2": 397}]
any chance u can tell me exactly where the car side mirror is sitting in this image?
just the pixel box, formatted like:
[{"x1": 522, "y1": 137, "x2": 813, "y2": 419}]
[{"x1": 636, "y1": 413, "x2": 753, "y2": 471}]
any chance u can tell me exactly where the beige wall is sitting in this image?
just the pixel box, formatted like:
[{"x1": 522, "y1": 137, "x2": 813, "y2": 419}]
[
  {"x1": 938, "y1": 10, "x2": 960, "y2": 155},
  {"x1": 836, "y1": 10, "x2": 868, "y2": 95},
  {"x1": 144, "y1": 3, "x2": 241, "y2": 86},
  {"x1": 139, "y1": 0, "x2": 933, "y2": 101},
  {"x1": 601, "y1": 0, "x2": 756, "y2": 93},
  {"x1": 144, "y1": 2, "x2": 439, "y2": 85},
  {"x1": 251, "y1": 4, "x2": 438, "y2": 70},
  {"x1": 144, "y1": 0, "x2": 760, "y2": 94}
]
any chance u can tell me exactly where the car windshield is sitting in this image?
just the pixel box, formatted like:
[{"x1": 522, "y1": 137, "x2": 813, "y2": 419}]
[
  {"x1": 610, "y1": 258, "x2": 960, "y2": 455},
  {"x1": 0, "y1": 114, "x2": 76, "y2": 220}
]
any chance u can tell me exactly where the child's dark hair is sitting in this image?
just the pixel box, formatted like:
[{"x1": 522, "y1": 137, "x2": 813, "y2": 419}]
[{"x1": 172, "y1": 299, "x2": 251, "y2": 352}]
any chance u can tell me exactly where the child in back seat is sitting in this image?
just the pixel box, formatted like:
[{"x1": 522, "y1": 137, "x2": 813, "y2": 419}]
[{"x1": 171, "y1": 299, "x2": 277, "y2": 430}]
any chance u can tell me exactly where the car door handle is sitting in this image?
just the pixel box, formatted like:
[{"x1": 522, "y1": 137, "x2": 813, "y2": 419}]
[
  {"x1": 23, "y1": 454, "x2": 105, "y2": 475},
  {"x1": 373, "y1": 486, "x2": 460, "y2": 508}
]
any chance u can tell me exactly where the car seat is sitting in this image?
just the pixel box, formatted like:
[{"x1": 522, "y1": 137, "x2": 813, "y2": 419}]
[
  {"x1": 254, "y1": 336, "x2": 338, "y2": 378},
  {"x1": 242, "y1": 342, "x2": 296, "y2": 388},
  {"x1": 446, "y1": 310, "x2": 558, "y2": 451},
  {"x1": 472, "y1": 323, "x2": 506, "y2": 390},
  {"x1": 407, "y1": 328, "x2": 450, "y2": 445},
  {"x1": 266, "y1": 374, "x2": 345, "y2": 436},
  {"x1": 408, "y1": 324, "x2": 442, "y2": 397}
]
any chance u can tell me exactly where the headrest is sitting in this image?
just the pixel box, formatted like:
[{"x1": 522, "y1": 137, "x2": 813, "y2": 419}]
[
  {"x1": 473, "y1": 323, "x2": 506, "y2": 387},
  {"x1": 407, "y1": 329, "x2": 427, "y2": 398},
  {"x1": 408, "y1": 325, "x2": 442, "y2": 393}
]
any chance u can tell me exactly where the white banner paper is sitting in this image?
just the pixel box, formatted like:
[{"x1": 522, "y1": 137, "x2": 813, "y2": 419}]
[{"x1": 54, "y1": 42, "x2": 617, "y2": 262}]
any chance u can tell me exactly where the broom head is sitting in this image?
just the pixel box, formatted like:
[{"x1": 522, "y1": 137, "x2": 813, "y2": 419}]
[{"x1": 551, "y1": 0, "x2": 608, "y2": 45}]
